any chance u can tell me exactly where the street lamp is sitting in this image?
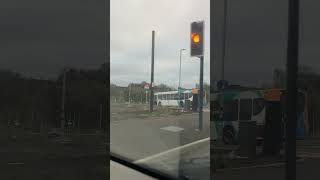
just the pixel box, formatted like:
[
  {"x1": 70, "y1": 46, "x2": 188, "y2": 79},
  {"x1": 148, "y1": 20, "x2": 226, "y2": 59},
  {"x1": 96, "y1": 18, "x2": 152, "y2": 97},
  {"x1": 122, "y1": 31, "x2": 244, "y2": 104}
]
[
  {"x1": 178, "y1": 48, "x2": 186, "y2": 90},
  {"x1": 178, "y1": 48, "x2": 186, "y2": 107}
]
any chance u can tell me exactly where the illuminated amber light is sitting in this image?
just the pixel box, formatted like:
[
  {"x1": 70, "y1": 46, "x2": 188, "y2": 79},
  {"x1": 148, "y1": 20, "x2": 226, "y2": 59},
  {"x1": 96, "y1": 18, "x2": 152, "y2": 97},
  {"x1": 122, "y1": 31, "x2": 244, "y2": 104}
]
[{"x1": 191, "y1": 33, "x2": 200, "y2": 43}]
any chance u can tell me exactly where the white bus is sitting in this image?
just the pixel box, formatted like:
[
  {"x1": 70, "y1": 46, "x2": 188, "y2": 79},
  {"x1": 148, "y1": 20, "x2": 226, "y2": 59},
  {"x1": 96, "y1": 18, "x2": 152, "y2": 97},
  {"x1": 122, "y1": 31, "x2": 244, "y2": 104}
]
[{"x1": 154, "y1": 90, "x2": 193, "y2": 106}]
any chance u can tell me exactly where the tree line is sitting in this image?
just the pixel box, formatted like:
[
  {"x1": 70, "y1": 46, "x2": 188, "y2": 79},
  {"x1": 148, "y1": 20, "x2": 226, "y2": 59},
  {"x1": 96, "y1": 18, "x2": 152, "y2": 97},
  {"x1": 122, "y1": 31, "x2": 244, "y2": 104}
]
[
  {"x1": 110, "y1": 81, "x2": 210, "y2": 104},
  {"x1": 0, "y1": 63, "x2": 108, "y2": 131}
]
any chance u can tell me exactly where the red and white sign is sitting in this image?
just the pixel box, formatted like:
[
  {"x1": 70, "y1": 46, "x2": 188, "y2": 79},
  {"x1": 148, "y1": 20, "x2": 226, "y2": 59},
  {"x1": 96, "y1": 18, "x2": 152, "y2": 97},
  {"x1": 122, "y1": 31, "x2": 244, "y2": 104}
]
[{"x1": 144, "y1": 83, "x2": 150, "y2": 89}]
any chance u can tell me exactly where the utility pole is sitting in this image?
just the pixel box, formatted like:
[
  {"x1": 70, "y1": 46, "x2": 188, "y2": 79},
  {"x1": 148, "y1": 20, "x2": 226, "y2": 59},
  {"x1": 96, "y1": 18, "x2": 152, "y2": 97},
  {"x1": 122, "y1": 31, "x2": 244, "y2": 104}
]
[
  {"x1": 217, "y1": 0, "x2": 230, "y2": 141},
  {"x1": 146, "y1": 90, "x2": 148, "y2": 104},
  {"x1": 61, "y1": 69, "x2": 67, "y2": 131},
  {"x1": 178, "y1": 48, "x2": 186, "y2": 89},
  {"x1": 286, "y1": 0, "x2": 299, "y2": 179},
  {"x1": 150, "y1": 30, "x2": 155, "y2": 112},
  {"x1": 199, "y1": 56, "x2": 204, "y2": 130},
  {"x1": 221, "y1": 0, "x2": 229, "y2": 81},
  {"x1": 128, "y1": 84, "x2": 131, "y2": 104},
  {"x1": 178, "y1": 48, "x2": 186, "y2": 107},
  {"x1": 100, "y1": 104, "x2": 103, "y2": 129}
]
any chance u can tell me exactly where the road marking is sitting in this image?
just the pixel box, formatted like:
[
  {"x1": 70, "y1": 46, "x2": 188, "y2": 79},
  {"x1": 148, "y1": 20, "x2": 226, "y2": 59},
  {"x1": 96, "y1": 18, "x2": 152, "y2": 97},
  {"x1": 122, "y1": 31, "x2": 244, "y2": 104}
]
[
  {"x1": 160, "y1": 126, "x2": 184, "y2": 132},
  {"x1": 134, "y1": 137, "x2": 209, "y2": 164},
  {"x1": 8, "y1": 162, "x2": 24, "y2": 165}
]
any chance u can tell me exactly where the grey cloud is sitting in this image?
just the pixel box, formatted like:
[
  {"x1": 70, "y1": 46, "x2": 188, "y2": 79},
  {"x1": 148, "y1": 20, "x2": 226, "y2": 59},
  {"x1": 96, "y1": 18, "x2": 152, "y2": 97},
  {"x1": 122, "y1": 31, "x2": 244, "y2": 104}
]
[
  {"x1": 111, "y1": 0, "x2": 210, "y2": 87},
  {"x1": 0, "y1": 0, "x2": 106, "y2": 79}
]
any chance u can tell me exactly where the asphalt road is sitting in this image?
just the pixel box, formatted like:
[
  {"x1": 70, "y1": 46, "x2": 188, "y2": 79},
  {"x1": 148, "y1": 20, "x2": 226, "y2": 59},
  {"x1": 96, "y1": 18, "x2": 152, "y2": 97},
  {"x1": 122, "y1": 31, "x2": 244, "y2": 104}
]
[
  {"x1": 212, "y1": 158, "x2": 320, "y2": 180},
  {"x1": 0, "y1": 134, "x2": 108, "y2": 180},
  {"x1": 110, "y1": 103, "x2": 210, "y2": 179},
  {"x1": 212, "y1": 138, "x2": 320, "y2": 180},
  {"x1": 110, "y1": 103, "x2": 210, "y2": 160}
]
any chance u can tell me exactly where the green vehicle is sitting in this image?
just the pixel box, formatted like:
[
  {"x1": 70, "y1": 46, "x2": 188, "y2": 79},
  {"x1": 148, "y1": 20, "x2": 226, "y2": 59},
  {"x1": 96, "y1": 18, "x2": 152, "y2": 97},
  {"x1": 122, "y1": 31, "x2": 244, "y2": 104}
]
[{"x1": 211, "y1": 89, "x2": 266, "y2": 144}]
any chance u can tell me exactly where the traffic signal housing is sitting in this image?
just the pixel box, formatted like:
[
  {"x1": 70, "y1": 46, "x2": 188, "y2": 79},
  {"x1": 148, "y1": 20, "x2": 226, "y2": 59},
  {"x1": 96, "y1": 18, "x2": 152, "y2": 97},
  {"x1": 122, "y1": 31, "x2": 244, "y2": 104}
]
[{"x1": 190, "y1": 21, "x2": 204, "y2": 57}]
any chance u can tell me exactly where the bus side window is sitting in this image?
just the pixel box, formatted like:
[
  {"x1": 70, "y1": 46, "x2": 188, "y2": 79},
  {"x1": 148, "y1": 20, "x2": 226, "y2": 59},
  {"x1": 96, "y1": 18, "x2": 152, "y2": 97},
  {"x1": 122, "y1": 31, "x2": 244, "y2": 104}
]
[
  {"x1": 253, "y1": 98, "x2": 265, "y2": 115},
  {"x1": 240, "y1": 99, "x2": 252, "y2": 121},
  {"x1": 223, "y1": 100, "x2": 238, "y2": 121},
  {"x1": 174, "y1": 94, "x2": 179, "y2": 100},
  {"x1": 170, "y1": 94, "x2": 174, "y2": 100},
  {"x1": 179, "y1": 93, "x2": 184, "y2": 100}
]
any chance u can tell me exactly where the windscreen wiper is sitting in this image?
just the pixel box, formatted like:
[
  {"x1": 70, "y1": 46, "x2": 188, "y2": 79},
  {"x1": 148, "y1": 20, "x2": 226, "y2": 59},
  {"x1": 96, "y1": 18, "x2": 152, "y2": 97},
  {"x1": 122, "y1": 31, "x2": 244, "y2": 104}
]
[{"x1": 110, "y1": 153, "x2": 189, "y2": 180}]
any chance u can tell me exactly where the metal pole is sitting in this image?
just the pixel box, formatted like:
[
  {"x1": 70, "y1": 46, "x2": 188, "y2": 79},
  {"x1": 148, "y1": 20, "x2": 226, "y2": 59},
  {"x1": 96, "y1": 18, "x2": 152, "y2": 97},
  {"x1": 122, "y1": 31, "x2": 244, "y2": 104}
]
[
  {"x1": 146, "y1": 90, "x2": 148, "y2": 104},
  {"x1": 286, "y1": 0, "x2": 299, "y2": 179},
  {"x1": 221, "y1": 0, "x2": 229, "y2": 81},
  {"x1": 150, "y1": 31, "x2": 155, "y2": 112},
  {"x1": 313, "y1": 112, "x2": 315, "y2": 137},
  {"x1": 78, "y1": 112, "x2": 81, "y2": 130},
  {"x1": 100, "y1": 104, "x2": 102, "y2": 129},
  {"x1": 128, "y1": 84, "x2": 131, "y2": 104},
  {"x1": 61, "y1": 69, "x2": 66, "y2": 131},
  {"x1": 199, "y1": 56, "x2": 204, "y2": 130},
  {"x1": 217, "y1": 0, "x2": 229, "y2": 140},
  {"x1": 73, "y1": 112, "x2": 76, "y2": 128},
  {"x1": 179, "y1": 50, "x2": 182, "y2": 89},
  {"x1": 178, "y1": 49, "x2": 185, "y2": 107}
]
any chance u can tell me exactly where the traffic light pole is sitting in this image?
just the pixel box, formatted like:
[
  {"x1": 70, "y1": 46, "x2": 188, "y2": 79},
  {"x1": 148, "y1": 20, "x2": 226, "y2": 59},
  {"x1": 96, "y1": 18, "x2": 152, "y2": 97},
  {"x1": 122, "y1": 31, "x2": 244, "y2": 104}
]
[
  {"x1": 286, "y1": 0, "x2": 299, "y2": 180},
  {"x1": 190, "y1": 21, "x2": 204, "y2": 130},
  {"x1": 199, "y1": 56, "x2": 204, "y2": 130},
  {"x1": 150, "y1": 30, "x2": 155, "y2": 112}
]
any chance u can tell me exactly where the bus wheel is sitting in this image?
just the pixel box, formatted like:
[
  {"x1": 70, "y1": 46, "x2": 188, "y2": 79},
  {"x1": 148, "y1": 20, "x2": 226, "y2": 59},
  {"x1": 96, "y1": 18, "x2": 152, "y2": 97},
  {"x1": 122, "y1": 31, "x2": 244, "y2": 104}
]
[
  {"x1": 158, "y1": 102, "x2": 162, "y2": 106},
  {"x1": 223, "y1": 127, "x2": 235, "y2": 145}
]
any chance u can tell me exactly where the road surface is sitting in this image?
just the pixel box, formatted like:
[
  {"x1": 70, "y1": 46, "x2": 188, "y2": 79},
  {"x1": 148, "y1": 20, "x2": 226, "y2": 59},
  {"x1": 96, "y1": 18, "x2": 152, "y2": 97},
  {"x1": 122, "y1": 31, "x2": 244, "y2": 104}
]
[
  {"x1": 110, "y1": 103, "x2": 210, "y2": 179},
  {"x1": 0, "y1": 133, "x2": 107, "y2": 180}
]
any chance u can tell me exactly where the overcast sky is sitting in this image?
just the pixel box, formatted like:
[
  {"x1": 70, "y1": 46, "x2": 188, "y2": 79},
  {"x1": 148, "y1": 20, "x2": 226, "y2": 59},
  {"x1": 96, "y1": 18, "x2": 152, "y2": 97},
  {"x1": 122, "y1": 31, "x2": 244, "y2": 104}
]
[
  {"x1": 110, "y1": 0, "x2": 210, "y2": 89},
  {"x1": 0, "y1": 0, "x2": 319, "y2": 86},
  {"x1": 0, "y1": 0, "x2": 106, "y2": 80},
  {"x1": 212, "y1": 0, "x2": 320, "y2": 87},
  {"x1": 111, "y1": 0, "x2": 320, "y2": 89}
]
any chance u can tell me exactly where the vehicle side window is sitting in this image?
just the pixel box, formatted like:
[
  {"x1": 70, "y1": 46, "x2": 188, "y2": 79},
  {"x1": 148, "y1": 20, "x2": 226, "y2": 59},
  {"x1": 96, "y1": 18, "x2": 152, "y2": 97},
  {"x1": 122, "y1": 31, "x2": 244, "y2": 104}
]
[
  {"x1": 240, "y1": 99, "x2": 252, "y2": 121},
  {"x1": 223, "y1": 99, "x2": 238, "y2": 121},
  {"x1": 297, "y1": 92, "x2": 305, "y2": 112},
  {"x1": 212, "y1": 101, "x2": 219, "y2": 111},
  {"x1": 253, "y1": 98, "x2": 265, "y2": 115},
  {"x1": 174, "y1": 94, "x2": 179, "y2": 100},
  {"x1": 179, "y1": 93, "x2": 184, "y2": 100},
  {"x1": 170, "y1": 94, "x2": 174, "y2": 100}
]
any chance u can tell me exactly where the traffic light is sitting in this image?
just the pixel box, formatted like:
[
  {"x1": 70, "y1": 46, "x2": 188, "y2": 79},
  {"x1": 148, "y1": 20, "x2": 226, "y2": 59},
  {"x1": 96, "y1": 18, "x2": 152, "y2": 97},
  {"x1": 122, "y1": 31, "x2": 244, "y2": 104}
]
[{"x1": 190, "y1": 21, "x2": 204, "y2": 57}]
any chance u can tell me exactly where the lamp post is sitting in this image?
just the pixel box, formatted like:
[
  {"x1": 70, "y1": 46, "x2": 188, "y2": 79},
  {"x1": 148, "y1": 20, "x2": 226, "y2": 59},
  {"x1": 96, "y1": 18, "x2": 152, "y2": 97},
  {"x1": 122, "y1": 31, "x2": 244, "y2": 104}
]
[
  {"x1": 178, "y1": 48, "x2": 186, "y2": 108},
  {"x1": 178, "y1": 48, "x2": 186, "y2": 89}
]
